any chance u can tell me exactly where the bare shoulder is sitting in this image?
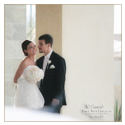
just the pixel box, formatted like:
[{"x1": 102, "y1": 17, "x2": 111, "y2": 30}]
[
  {"x1": 22, "y1": 57, "x2": 30, "y2": 63},
  {"x1": 19, "y1": 57, "x2": 29, "y2": 69}
]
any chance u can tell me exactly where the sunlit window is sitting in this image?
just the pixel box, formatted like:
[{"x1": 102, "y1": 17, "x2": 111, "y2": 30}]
[{"x1": 26, "y1": 5, "x2": 36, "y2": 43}]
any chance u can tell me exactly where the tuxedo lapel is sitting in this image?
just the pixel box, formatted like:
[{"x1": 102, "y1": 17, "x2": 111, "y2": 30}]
[
  {"x1": 49, "y1": 51, "x2": 55, "y2": 61},
  {"x1": 38, "y1": 56, "x2": 44, "y2": 69},
  {"x1": 44, "y1": 63, "x2": 49, "y2": 73}
]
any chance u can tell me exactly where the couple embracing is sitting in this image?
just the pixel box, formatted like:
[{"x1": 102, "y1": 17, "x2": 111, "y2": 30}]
[{"x1": 13, "y1": 34, "x2": 66, "y2": 113}]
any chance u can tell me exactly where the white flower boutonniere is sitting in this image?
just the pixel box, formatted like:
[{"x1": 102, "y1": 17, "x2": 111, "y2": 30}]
[
  {"x1": 47, "y1": 60, "x2": 52, "y2": 69},
  {"x1": 47, "y1": 60, "x2": 51, "y2": 65},
  {"x1": 50, "y1": 64, "x2": 55, "y2": 69}
]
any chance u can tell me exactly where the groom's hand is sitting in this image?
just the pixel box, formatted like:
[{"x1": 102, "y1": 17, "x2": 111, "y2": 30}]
[{"x1": 52, "y1": 98, "x2": 60, "y2": 106}]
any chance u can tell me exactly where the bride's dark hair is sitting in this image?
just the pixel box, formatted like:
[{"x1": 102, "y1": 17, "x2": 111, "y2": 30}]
[{"x1": 22, "y1": 40, "x2": 32, "y2": 56}]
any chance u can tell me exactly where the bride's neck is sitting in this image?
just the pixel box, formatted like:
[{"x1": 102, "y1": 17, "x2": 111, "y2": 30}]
[{"x1": 28, "y1": 55, "x2": 35, "y2": 61}]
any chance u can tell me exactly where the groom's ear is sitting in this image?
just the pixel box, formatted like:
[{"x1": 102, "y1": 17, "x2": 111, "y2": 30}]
[{"x1": 47, "y1": 43, "x2": 51, "y2": 47}]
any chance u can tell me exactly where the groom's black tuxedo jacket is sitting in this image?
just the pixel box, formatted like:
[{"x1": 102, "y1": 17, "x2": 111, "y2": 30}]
[{"x1": 36, "y1": 51, "x2": 66, "y2": 106}]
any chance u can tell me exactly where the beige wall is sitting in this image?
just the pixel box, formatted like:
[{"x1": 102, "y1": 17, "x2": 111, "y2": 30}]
[{"x1": 36, "y1": 4, "x2": 62, "y2": 60}]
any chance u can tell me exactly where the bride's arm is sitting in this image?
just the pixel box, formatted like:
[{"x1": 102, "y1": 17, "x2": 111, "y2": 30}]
[{"x1": 13, "y1": 60, "x2": 27, "y2": 83}]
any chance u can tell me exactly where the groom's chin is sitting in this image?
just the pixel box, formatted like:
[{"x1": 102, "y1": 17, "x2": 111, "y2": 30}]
[{"x1": 39, "y1": 50, "x2": 43, "y2": 53}]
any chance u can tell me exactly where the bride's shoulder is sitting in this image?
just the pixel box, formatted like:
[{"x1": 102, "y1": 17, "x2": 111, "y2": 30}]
[
  {"x1": 23, "y1": 57, "x2": 29, "y2": 61},
  {"x1": 20, "y1": 57, "x2": 29, "y2": 68},
  {"x1": 23, "y1": 57, "x2": 33, "y2": 64}
]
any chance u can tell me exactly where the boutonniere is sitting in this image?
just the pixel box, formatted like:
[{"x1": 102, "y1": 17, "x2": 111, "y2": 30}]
[
  {"x1": 47, "y1": 60, "x2": 52, "y2": 69},
  {"x1": 47, "y1": 60, "x2": 51, "y2": 65},
  {"x1": 50, "y1": 64, "x2": 55, "y2": 69}
]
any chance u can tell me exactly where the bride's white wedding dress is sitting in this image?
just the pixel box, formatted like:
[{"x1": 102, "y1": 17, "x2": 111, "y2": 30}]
[{"x1": 14, "y1": 65, "x2": 44, "y2": 109}]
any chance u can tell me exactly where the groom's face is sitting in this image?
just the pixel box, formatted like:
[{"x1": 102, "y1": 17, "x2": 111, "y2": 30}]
[{"x1": 38, "y1": 40, "x2": 49, "y2": 53}]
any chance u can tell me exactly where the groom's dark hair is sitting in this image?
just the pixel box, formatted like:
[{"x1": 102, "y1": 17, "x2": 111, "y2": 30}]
[{"x1": 38, "y1": 34, "x2": 53, "y2": 47}]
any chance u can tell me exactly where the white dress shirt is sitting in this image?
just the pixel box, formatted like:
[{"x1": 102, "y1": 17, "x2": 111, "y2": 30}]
[{"x1": 43, "y1": 50, "x2": 53, "y2": 73}]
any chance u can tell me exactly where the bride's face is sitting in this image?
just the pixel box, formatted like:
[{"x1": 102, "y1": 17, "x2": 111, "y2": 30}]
[{"x1": 25, "y1": 42, "x2": 37, "y2": 56}]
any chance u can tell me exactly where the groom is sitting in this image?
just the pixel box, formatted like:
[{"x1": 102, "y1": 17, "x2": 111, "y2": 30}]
[{"x1": 36, "y1": 34, "x2": 66, "y2": 113}]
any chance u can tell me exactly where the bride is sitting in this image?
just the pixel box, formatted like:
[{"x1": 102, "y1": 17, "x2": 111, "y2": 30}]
[{"x1": 13, "y1": 40, "x2": 44, "y2": 109}]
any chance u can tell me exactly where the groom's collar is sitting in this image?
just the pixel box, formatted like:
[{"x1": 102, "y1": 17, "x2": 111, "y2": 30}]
[{"x1": 44, "y1": 49, "x2": 53, "y2": 60}]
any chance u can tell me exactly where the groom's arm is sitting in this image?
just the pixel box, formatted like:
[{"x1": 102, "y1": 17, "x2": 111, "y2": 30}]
[{"x1": 53, "y1": 58, "x2": 66, "y2": 102}]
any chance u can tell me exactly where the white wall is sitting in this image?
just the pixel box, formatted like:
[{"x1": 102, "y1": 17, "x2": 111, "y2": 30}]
[
  {"x1": 5, "y1": 5, "x2": 26, "y2": 106},
  {"x1": 62, "y1": 5, "x2": 114, "y2": 121}
]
